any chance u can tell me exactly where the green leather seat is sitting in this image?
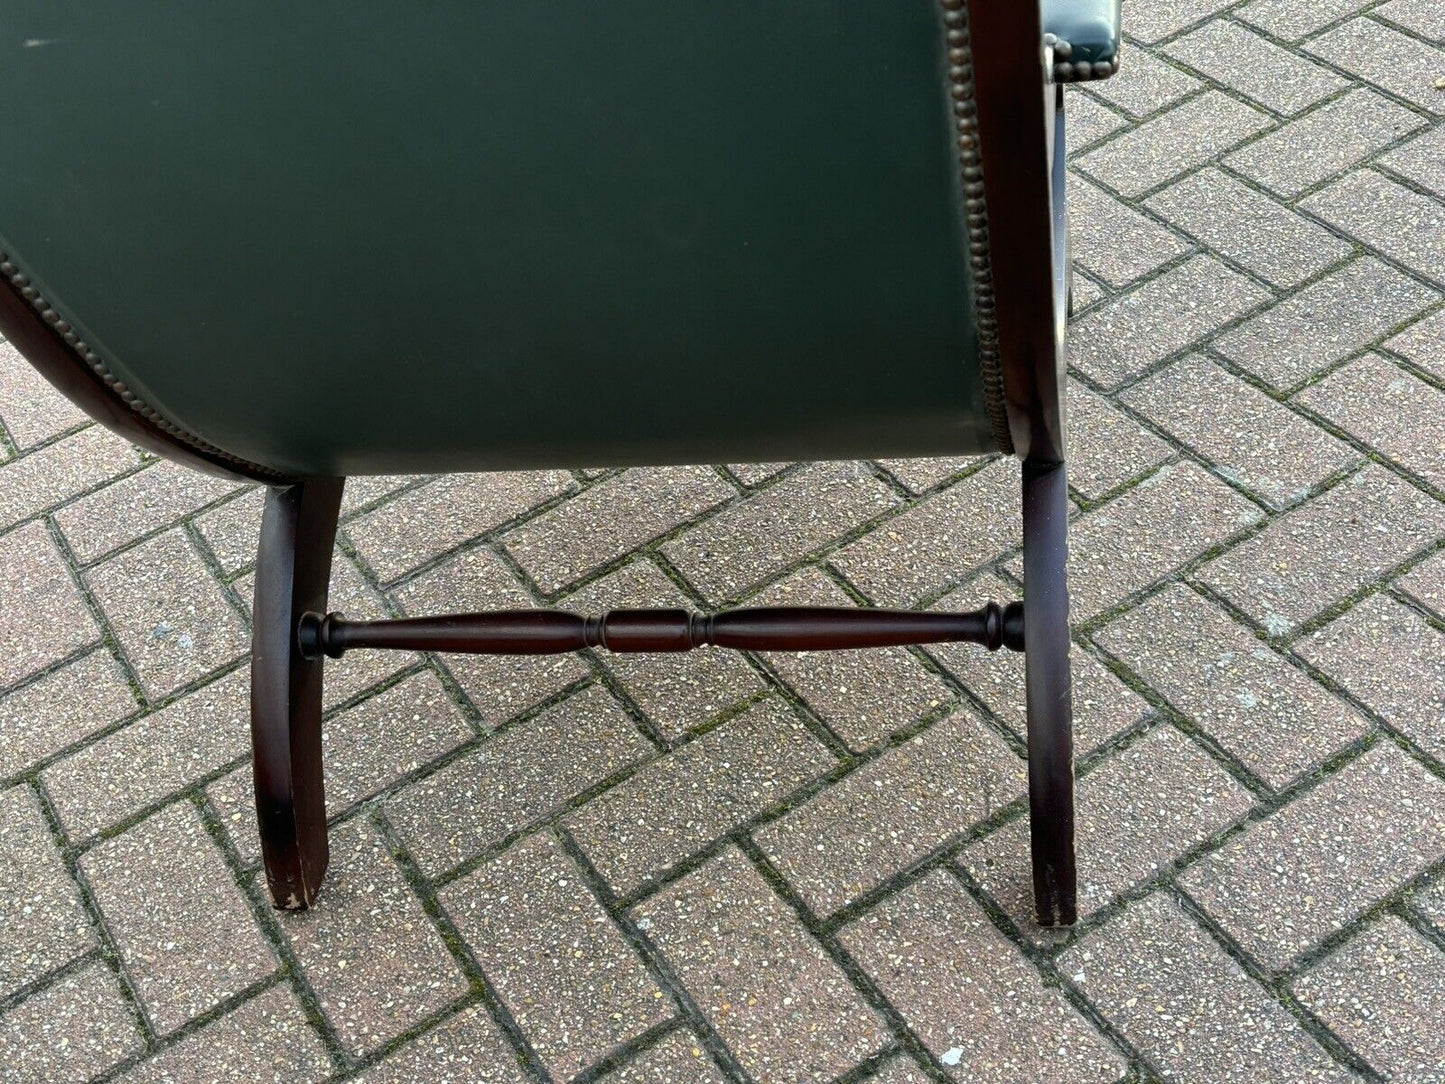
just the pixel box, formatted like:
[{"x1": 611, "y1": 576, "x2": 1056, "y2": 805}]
[{"x1": 0, "y1": 1, "x2": 1013, "y2": 478}]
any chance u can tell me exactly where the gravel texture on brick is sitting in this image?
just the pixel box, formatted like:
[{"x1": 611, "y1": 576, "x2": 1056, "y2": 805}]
[
  {"x1": 1163, "y1": 20, "x2": 1348, "y2": 114},
  {"x1": 1066, "y1": 380, "x2": 1174, "y2": 501},
  {"x1": 1061, "y1": 893, "x2": 1355, "y2": 1082},
  {"x1": 501, "y1": 465, "x2": 735, "y2": 592},
  {"x1": 0, "y1": 339, "x2": 90, "y2": 447},
  {"x1": 1214, "y1": 256, "x2": 1439, "y2": 390},
  {"x1": 1305, "y1": 19, "x2": 1445, "y2": 114},
  {"x1": 0, "y1": 785, "x2": 92, "y2": 997},
  {"x1": 82, "y1": 802, "x2": 277, "y2": 1034},
  {"x1": 1084, "y1": 49, "x2": 1200, "y2": 118},
  {"x1": 1195, "y1": 465, "x2": 1445, "y2": 633},
  {"x1": 44, "y1": 667, "x2": 250, "y2": 841},
  {"x1": 386, "y1": 681, "x2": 652, "y2": 876},
  {"x1": 1095, "y1": 585, "x2": 1370, "y2": 788},
  {"x1": 566, "y1": 696, "x2": 835, "y2": 895},
  {"x1": 1182, "y1": 743, "x2": 1445, "y2": 972},
  {"x1": 116, "y1": 984, "x2": 333, "y2": 1084},
  {"x1": 661, "y1": 461, "x2": 900, "y2": 604},
  {"x1": 1397, "y1": 549, "x2": 1445, "y2": 616},
  {"x1": 1302, "y1": 170, "x2": 1445, "y2": 287},
  {"x1": 636, "y1": 846, "x2": 889, "y2": 1083},
  {"x1": 964, "y1": 725, "x2": 1254, "y2": 930},
  {"x1": 1294, "y1": 916, "x2": 1445, "y2": 1083},
  {"x1": 1122, "y1": 355, "x2": 1358, "y2": 509},
  {"x1": 602, "y1": 1030, "x2": 730, "y2": 1084},
  {"x1": 841, "y1": 871, "x2": 1126, "y2": 1083},
  {"x1": 1069, "y1": 177, "x2": 1193, "y2": 288},
  {"x1": 278, "y1": 818, "x2": 469, "y2": 1055},
  {"x1": 1296, "y1": 593, "x2": 1445, "y2": 762},
  {"x1": 0, "y1": 521, "x2": 100, "y2": 689},
  {"x1": 0, "y1": 960, "x2": 142, "y2": 1082},
  {"x1": 0, "y1": 648, "x2": 135, "y2": 777},
  {"x1": 0, "y1": 426, "x2": 140, "y2": 534},
  {"x1": 355, "y1": 1005, "x2": 529, "y2": 1084},
  {"x1": 758, "y1": 709, "x2": 1024, "y2": 917},
  {"x1": 441, "y1": 833, "x2": 669, "y2": 1080}
]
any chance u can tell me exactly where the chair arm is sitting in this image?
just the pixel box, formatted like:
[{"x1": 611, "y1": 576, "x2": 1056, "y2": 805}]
[{"x1": 1042, "y1": 0, "x2": 1122, "y2": 82}]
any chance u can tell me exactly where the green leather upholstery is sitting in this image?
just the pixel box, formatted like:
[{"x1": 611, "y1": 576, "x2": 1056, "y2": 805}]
[
  {"x1": 1043, "y1": 0, "x2": 1123, "y2": 81},
  {"x1": 0, "y1": 2, "x2": 1003, "y2": 477}
]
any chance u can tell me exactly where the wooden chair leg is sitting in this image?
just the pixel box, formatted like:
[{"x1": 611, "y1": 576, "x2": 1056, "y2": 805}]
[
  {"x1": 250, "y1": 476, "x2": 345, "y2": 910},
  {"x1": 1021, "y1": 459, "x2": 1077, "y2": 926}
]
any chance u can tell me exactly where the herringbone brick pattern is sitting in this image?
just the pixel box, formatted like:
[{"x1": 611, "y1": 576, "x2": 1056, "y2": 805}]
[{"x1": 1, "y1": 4, "x2": 1442, "y2": 1081}]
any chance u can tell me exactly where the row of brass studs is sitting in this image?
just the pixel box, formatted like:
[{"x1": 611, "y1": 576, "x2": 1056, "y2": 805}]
[{"x1": 0, "y1": 251, "x2": 282, "y2": 478}]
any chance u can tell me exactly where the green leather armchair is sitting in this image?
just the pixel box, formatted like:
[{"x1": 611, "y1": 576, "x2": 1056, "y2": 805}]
[{"x1": 0, "y1": 0, "x2": 1120, "y2": 924}]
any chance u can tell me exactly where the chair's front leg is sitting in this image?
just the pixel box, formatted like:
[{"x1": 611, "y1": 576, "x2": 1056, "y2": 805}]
[
  {"x1": 251, "y1": 476, "x2": 345, "y2": 910},
  {"x1": 1021, "y1": 459, "x2": 1077, "y2": 926}
]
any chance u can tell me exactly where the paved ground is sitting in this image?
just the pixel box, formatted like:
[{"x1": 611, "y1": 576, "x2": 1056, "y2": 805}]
[{"x1": 2, "y1": 4, "x2": 1444, "y2": 1082}]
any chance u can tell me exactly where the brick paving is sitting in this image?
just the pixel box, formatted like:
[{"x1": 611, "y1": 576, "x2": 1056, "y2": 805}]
[{"x1": 0, "y1": 5, "x2": 1443, "y2": 1081}]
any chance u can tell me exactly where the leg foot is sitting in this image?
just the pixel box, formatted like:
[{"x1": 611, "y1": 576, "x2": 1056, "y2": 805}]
[
  {"x1": 1021, "y1": 460, "x2": 1077, "y2": 926},
  {"x1": 251, "y1": 477, "x2": 344, "y2": 909}
]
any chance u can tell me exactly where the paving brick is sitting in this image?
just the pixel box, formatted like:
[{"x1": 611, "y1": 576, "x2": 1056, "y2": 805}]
[
  {"x1": 757, "y1": 709, "x2": 1023, "y2": 917},
  {"x1": 1194, "y1": 466, "x2": 1445, "y2": 633},
  {"x1": 386, "y1": 682, "x2": 652, "y2": 877},
  {"x1": 1298, "y1": 593, "x2": 1445, "y2": 762},
  {"x1": 1097, "y1": 585, "x2": 1371, "y2": 788},
  {"x1": 440, "y1": 833, "x2": 668, "y2": 1080},
  {"x1": 1215, "y1": 257, "x2": 1439, "y2": 389},
  {"x1": 753, "y1": 567, "x2": 955, "y2": 752},
  {"x1": 1376, "y1": 0, "x2": 1445, "y2": 39},
  {"x1": 841, "y1": 871, "x2": 1125, "y2": 1083},
  {"x1": 315, "y1": 555, "x2": 419, "y2": 709},
  {"x1": 661, "y1": 461, "x2": 900, "y2": 604},
  {"x1": 357, "y1": 1004, "x2": 528, "y2": 1084},
  {"x1": 340, "y1": 474, "x2": 425, "y2": 516},
  {"x1": 875, "y1": 455, "x2": 976, "y2": 494},
  {"x1": 726, "y1": 461, "x2": 788, "y2": 487},
  {"x1": 392, "y1": 546, "x2": 590, "y2": 726},
  {"x1": 1165, "y1": 21, "x2": 1348, "y2": 115},
  {"x1": 1296, "y1": 353, "x2": 1445, "y2": 490},
  {"x1": 1145, "y1": 168, "x2": 1352, "y2": 288},
  {"x1": 1125, "y1": 0, "x2": 1238, "y2": 42},
  {"x1": 346, "y1": 470, "x2": 573, "y2": 583},
  {"x1": 1075, "y1": 92, "x2": 1272, "y2": 198},
  {"x1": 1386, "y1": 305, "x2": 1445, "y2": 380},
  {"x1": 502, "y1": 466, "x2": 735, "y2": 592},
  {"x1": 44, "y1": 667, "x2": 248, "y2": 840},
  {"x1": 964, "y1": 725, "x2": 1254, "y2": 928},
  {"x1": 930, "y1": 575, "x2": 1152, "y2": 758},
  {"x1": 117, "y1": 984, "x2": 332, "y2": 1084},
  {"x1": 565, "y1": 559, "x2": 767, "y2": 740},
  {"x1": 88, "y1": 529, "x2": 249, "y2": 700},
  {"x1": 1182, "y1": 743, "x2": 1445, "y2": 972},
  {"x1": 0, "y1": 426, "x2": 139, "y2": 532},
  {"x1": 1057, "y1": 461, "x2": 1264, "y2": 623},
  {"x1": 320, "y1": 670, "x2": 473, "y2": 813},
  {"x1": 1397, "y1": 549, "x2": 1445, "y2": 616},
  {"x1": 0, "y1": 649, "x2": 135, "y2": 777},
  {"x1": 206, "y1": 765, "x2": 263, "y2": 866},
  {"x1": 191, "y1": 487, "x2": 264, "y2": 574},
  {"x1": 870, "y1": 1057, "x2": 932, "y2": 1083},
  {"x1": 636, "y1": 846, "x2": 889, "y2": 1083},
  {"x1": 83, "y1": 803, "x2": 276, "y2": 1034},
  {"x1": 603, "y1": 1030, "x2": 729, "y2": 1084},
  {"x1": 567, "y1": 696, "x2": 834, "y2": 895},
  {"x1": 0, "y1": 339, "x2": 90, "y2": 447},
  {"x1": 1225, "y1": 88, "x2": 1426, "y2": 198},
  {"x1": 1380, "y1": 123, "x2": 1445, "y2": 199},
  {"x1": 1237, "y1": 0, "x2": 1374, "y2": 40},
  {"x1": 278, "y1": 818, "x2": 469, "y2": 1055},
  {"x1": 1069, "y1": 178, "x2": 1193, "y2": 288},
  {"x1": 1083, "y1": 49, "x2": 1201, "y2": 119},
  {"x1": 831, "y1": 459, "x2": 1019, "y2": 606},
  {"x1": 1121, "y1": 355, "x2": 1358, "y2": 509},
  {"x1": 1302, "y1": 170, "x2": 1445, "y2": 287},
  {"x1": 1066, "y1": 381, "x2": 1173, "y2": 502},
  {"x1": 1306, "y1": 19, "x2": 1445, "y2": 114},
  {"x1": 0, "y1": 960, "x2": 142, "y2": 1082},
  {"x1": 0, "y1": 785, "x2": 92, "y2": 997},
  {"x1": 1060, "y1": 893, "x2": 1354, "y2": 1082},
  {"x1": 0, "y1": 521, "x2": 100, "y2": 688},
  {"x1": 1294, "y1": 916, "x2": 1445, "y2": 1083},
  {"x1": 54, "y1": 460, "x2": 240, "y2": 564},
  {"x1": 1416, "y1": 877, "x2": 1445, "y2": 934},
  {"x1": 1065, "y1": 92, "x2": 1129, "y2": 151},
  {"x1": 1072, "y1": 270, "x2": 1107, "y2": 310},
  {"x1": 1068, "y1": 256, "x2": 1272, "y2": 388}
]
